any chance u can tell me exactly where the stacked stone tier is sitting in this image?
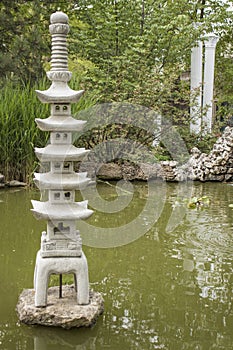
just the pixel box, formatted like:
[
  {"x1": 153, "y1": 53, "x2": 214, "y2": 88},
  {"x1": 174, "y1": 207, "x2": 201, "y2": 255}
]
[
  {"x1": 35, "y1": 87, "x2": 84, "y2": 104},
  {"x1": 31, "y1": 200, "x2": 93, "y2": 221},
  {"x1": 35, "y1": 116, "x2": 86, "y2": 132},
  {"x1": 35, "y1": 144, "x2": 89, "y2": 162},
  {"x1": 34, "y1": 172, "x2": 90, "y2": 190}
]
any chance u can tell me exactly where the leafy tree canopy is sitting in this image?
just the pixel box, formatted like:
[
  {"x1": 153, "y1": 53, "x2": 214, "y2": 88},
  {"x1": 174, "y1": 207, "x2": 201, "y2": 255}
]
[{"x1": 0, "y1": 0, "x2": 233, "y2": 115}]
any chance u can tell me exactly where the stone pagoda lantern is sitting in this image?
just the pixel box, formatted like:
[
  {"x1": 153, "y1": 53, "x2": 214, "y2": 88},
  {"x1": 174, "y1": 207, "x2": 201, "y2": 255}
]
[{"x1": 17, "y1": 11, "x2": 103, "y2": 328}]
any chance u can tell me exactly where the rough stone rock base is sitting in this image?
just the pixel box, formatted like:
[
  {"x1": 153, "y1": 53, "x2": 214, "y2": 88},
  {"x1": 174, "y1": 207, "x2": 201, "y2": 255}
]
[{"x1": 16, "y1": 285, "x2": 104, "y2": 329}]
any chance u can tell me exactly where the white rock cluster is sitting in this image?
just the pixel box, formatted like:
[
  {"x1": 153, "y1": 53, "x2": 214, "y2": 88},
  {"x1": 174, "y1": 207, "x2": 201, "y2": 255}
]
[{"x1": 184, "y1": 127, "x2": 233, "y2": 182}]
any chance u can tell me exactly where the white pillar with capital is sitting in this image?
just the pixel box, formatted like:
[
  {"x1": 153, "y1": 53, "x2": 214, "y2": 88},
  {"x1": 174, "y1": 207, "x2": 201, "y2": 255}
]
[
  {"x1": 190, "y1": 39, "x2": 203, "y2": 134},
  {"x1": 202, "y1": 33, "x2": 219, "y2": 134}
]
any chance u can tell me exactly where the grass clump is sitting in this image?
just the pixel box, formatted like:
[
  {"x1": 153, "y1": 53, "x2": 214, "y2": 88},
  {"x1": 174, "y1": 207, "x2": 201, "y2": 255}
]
[
  {"x1": 0, "y1": 78, "x2": 98, "y2": 184},
  {"x1": 0, "y1": 79, "x2": 50, "y2": 183}
]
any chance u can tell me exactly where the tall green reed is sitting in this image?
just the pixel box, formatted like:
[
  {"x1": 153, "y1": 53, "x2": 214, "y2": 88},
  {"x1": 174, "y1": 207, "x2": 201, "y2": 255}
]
[
  {"x1": 0, "y1": 77, "x2": 98, "y2": 184},
  {"x1": 0, "y1": 79, "x2": 48, "y2": 183}
]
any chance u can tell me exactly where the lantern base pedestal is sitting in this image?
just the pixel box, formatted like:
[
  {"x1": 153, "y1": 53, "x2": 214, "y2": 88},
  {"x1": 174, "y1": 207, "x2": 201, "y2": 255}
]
[{"x1": 16, "y1": 285, "x2": 104, "y2": 329}]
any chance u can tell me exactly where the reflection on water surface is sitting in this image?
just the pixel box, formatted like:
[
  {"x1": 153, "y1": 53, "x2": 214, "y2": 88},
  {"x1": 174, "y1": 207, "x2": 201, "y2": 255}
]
[{"x1": 0, "y1": 182, "x2": 232, "y2": 350}]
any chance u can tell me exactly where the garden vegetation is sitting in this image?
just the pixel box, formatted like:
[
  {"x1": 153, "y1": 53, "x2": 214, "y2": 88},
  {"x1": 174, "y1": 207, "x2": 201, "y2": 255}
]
[{"x1": 0, "y1": 0, "x2": 233, "y2": 183}]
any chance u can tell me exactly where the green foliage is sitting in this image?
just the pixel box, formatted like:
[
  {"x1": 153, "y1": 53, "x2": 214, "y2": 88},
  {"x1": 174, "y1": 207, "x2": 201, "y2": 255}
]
[
  {"x1": 0, "y1": 79, "x2": 49, "y2": 182},
  {"x1": 69, "y1": 0, "x2": 233, "y2": 111},
  {"x1": 0, "y1": 0, "x2": 46, "y2": 81},
  {"x1": 0, "y1": 0, "x2": 77, "y2": 82},
  {"x1": 0, "y1": 78, "x2": 97, "y2": 183},
  {"x1": 177, "y1": 126, "x2": 218, "y2": 153},
  {"x1": 1, "y1": 0, "x2": 233, "y2": 103},
  {"x1": 75, "y1": 122, "x2": 155, "y2": 164},
  {"x1": 1, "y1": 1, "x2": 233, "y2": 181}
]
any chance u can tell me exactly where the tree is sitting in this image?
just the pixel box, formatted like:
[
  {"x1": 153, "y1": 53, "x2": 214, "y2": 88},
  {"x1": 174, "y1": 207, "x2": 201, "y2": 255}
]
[
  {"x1": 0, "y1": 0, "x2": 77, "y2": 82},
  {"x1": 68, "y1": 0, "x2": 233, "y2": 114}
]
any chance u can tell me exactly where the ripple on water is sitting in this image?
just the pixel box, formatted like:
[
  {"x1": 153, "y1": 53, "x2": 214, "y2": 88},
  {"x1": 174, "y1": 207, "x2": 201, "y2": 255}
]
[{"x1": 185, "y1": 214, "x2": 233, "y2": 256}]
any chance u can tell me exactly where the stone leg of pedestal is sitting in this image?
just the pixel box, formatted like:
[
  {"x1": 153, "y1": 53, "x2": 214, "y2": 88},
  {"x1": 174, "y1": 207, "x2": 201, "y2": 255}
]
[{"x1": 34, "y1": 250, "x2": 89, "y2": 307}]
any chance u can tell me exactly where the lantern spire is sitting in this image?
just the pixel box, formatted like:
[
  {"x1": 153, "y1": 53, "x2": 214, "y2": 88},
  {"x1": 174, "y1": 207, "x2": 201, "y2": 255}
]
[{"x1": 36, "y1": 11, "x2": 84, "y2": 103}]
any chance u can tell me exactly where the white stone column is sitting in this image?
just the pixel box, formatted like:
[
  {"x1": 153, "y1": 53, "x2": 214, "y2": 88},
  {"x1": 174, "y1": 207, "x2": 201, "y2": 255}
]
[
  {"x1": 202, "y1": 33, "x2": 219, "y2": 134},
  {"x1": 190, "y1": 40, "x2": 203, "y2": 134}
]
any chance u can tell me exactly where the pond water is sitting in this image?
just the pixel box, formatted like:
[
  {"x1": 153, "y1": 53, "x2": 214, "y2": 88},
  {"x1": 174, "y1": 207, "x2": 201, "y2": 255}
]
[{"x1": 0, "y1": 181, "x2": 232, "y2": 350}]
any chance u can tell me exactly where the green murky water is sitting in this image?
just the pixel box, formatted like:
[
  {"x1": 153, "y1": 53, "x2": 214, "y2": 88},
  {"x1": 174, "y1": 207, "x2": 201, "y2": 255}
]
[{"x1": 0, "y1": 181, "x2": 232, "y2": 350}]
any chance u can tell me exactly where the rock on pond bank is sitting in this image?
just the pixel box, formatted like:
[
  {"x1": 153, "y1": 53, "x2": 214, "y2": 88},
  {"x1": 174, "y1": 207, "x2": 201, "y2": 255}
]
[
  {"x1": 79, "y1": 127, "x2": 233, "y2": 183},
  {"x1": 0, "y1": 175, "x2": 27, "y2": 188},
  {"x1": 1, "y1": 127, "x2": 233, "y2": 184}
]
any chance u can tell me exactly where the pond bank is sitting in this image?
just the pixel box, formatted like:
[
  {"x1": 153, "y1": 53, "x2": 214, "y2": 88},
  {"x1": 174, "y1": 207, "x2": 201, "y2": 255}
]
[
  {"x1": 0, "y1": 175, "x2": 26, "y2": 188},
  {"x1": 1, "y1": 127, "x2": 232, "y2": 185},
  {"x1": 80, "y1": 126, "x2": 233, "y2": 183}
]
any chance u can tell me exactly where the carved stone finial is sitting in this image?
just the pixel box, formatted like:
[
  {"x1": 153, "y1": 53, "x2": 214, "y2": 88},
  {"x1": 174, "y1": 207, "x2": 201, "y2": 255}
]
[
  {"x1": 36, "y1": 11, "x2": 84, "y2": 103},
  {"x1": 50, "y1": 11, "x2": 68, "y2": 24},
  {"x1": 49, "y1": 11, "x2": 69, "y2": 73}
]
